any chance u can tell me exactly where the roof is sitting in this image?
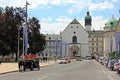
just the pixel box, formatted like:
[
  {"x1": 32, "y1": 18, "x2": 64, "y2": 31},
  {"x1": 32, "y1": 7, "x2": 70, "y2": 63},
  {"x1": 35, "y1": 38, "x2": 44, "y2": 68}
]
[
  {"x1": 70, "y1": 18, "x2": 80, "y2": 24},
  {"x1": 88, "y1": 30, "x2": 104, "y2": 37},
  {"x1": 44, "y1": 34, "x2": 60, "y2": 40},
  {"x1": 105, "y1": 18, "x2": 118, "y2": 27}
]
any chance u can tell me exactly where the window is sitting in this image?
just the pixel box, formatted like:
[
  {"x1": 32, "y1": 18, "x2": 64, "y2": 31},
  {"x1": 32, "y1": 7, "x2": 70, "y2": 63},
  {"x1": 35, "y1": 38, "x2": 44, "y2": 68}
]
[
  {"x1": 71, "y1": 26, "x2": 73, "y2": 28},
  {"x1": 96, "y1": 38, "x2": 98, "y2": 41},
  {"x1": 74, "y1": 32, "x2": 76, "y2": 34},
  {"x1": 72, "y1": 36, "x2": 77, "y2": 43},
  {"x1": 96, "y1": 43, "x2": 98, "y2": 46},
  {"x1": 92, "y1": 43, "x2": 94, "y2": 46},
  {"x1": 92, "y1": 48, "x2": 94, "y2": 52},
  {"x1": 96, "y1": 48, "x2": 98, "y2": 51}
]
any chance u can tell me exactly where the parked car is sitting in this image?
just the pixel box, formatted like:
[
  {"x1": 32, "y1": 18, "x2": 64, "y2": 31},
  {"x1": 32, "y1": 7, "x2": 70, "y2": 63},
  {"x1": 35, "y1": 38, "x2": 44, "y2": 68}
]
[
  {"x1": 117, "y1": 67, "x2": 120, "y2": 74},
  {"x1": 98, "y1": 57, "x2": 105, "y2": 65},
  {"x1": 59, "y1": 58, "x2": 71, "y2": 64},
  {"x1": 113, "y1": 59, "x2": 120, "y2": 70},
  {"x1": 19, "y1": 54, "x2": 40, "y2": 72},
  {"x1": 85, "y1": 56, "x2": 91, "y2": 60},
  {"x1": 75, "y1": 56, "x2": 82, "y2": 61},
  {"x1": 23, "y1": 59, "x2": 40, "y2": 71},
  {"x1": 116, "y1": 60, "x2": 120, "y2": 74}
]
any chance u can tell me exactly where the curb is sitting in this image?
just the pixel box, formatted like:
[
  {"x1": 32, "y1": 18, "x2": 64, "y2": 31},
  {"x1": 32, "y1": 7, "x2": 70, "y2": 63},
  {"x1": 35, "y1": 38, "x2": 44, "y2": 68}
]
[{"x1": 0, "y1": 62, "x2": 56, "y2": 75}]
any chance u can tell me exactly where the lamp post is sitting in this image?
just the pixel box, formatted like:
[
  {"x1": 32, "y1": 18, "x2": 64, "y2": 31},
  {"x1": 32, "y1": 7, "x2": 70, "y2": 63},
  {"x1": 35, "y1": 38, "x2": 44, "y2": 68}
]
[{"x1": 17, "y1": 26, "x2": 20, "y2": 64}]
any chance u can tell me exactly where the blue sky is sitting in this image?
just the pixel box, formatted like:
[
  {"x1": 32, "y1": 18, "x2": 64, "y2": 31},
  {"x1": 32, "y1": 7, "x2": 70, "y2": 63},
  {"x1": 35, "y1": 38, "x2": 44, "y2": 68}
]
[{"x1": 0, "y1": 0, "x2": 120, "y2": 34}]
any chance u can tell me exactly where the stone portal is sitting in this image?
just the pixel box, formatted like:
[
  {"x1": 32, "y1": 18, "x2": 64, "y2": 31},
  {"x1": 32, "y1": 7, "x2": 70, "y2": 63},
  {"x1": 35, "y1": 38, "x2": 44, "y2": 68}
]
[{"x1": 69, "y1": 45, "x2": 80, "y2": 57}]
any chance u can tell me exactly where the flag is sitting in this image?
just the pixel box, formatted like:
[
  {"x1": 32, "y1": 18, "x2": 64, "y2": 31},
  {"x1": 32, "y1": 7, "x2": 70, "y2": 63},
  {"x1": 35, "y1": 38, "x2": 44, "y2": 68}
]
[
  {"x1": 110, "y1": 38, "x2": 113, "y2": 54},
  {"x1": 119, "y1": 41, "x2": 120, "y2": 54},
  {"x1": 23, "y1": 25, "x2": 29, "y2": 55},
  {"x1": 64, "y1": 42, "x2": 67, "y2": 56},
  {"x1": 55, "y1": 38, "x2": 58, "y2": 55},
  {"x1": 26, "y1": 1, "x2": 30, "y2": 5},
  {"x1": 116, "y1": 32, "x2": 120, "y2": 55},
  {"x1": 60, "y1": 40, "x2": 62, "y2": 57}
]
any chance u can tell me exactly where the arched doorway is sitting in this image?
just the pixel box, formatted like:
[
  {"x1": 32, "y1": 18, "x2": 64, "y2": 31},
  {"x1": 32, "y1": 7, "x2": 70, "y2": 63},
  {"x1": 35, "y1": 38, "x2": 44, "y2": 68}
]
[
  {"x1": 91, "y1": 53, "x2": 99, "y2": 57},
  {"x1": 69, "y1": 45, "x2": 80, "y2": 57}
]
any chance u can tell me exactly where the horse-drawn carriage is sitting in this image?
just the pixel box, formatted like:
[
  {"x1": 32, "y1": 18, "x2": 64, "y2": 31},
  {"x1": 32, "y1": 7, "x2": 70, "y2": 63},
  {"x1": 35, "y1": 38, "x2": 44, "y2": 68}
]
[{"x1": 19, "y1": 54, "x2": 40, "y2": 72}]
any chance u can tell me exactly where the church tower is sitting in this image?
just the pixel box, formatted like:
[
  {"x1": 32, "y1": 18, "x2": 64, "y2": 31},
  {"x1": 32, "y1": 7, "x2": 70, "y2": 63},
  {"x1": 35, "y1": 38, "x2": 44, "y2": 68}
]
[{"x1": 85, "y1": 11, "x2": 92, "y2": 31}]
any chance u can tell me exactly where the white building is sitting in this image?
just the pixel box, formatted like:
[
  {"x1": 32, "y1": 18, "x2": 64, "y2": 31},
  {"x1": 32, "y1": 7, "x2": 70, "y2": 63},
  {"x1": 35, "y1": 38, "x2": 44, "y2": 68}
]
[
  {"x1": 42, "y1": 11, "x2": 92, "y2": 58},
  {"x1": 103, "y1": 17, "x2": 119, "y2": 58},
  {"x1": 61, "y1": 18, "x2": 89, "y2": 58}
]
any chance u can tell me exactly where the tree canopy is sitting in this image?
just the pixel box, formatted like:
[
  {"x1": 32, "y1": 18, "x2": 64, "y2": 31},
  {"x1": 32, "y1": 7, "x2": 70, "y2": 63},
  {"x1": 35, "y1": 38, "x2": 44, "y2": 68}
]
[{"x1": 0, "y1": 6, "x2": 46, "y2": 57}]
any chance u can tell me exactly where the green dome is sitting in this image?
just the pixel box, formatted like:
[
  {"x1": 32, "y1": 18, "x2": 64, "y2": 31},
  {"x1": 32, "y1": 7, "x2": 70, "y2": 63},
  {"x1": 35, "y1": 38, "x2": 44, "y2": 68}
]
[
  {"x1": 105, "y1": 18, "x2": 118, "y2": 27},
  {"x1": 85, "y1": 11, "x2": 91, "y2": 20}
]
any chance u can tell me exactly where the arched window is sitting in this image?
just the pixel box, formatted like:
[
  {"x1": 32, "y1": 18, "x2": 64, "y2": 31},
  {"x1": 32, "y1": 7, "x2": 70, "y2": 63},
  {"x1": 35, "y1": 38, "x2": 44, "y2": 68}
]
[{"x1": 72, "y1": 36, "x2": 77, "y2": 43}]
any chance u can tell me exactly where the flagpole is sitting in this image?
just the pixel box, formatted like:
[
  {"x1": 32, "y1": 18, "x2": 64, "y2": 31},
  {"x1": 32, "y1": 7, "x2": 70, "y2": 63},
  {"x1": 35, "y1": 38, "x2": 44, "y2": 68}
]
[
  {"x1": 23, "y1": 1, "x2": 30, "y2": 58},
  {"x1": 25, "y1": 1, "x2": 28, "y2": 56},
  {"x1": 17, "y1": 26, "x2": 20, "y2": 65}
]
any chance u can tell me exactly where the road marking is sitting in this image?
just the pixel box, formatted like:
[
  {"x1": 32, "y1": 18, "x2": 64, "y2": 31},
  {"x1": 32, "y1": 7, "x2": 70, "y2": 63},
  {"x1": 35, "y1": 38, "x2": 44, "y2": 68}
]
[{"x1": 38, "y1": 76, "x2": 48, "y2": 80}]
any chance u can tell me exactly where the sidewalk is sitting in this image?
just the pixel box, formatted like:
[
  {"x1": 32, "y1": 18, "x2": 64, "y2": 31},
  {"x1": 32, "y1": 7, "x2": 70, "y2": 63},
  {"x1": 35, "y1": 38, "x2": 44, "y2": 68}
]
[{"x1": 0, "y1": 61, "x2": 56, "y2": 74}]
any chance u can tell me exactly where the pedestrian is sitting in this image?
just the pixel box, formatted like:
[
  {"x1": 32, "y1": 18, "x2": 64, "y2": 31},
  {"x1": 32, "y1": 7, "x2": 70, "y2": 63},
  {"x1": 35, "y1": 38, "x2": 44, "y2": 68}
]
[
  {"x1": 0, "y1": 60, "x2": 1, "y2": 65},
  {"x1": 18, "y1": 57, "x2": 25, "y2": 72}
]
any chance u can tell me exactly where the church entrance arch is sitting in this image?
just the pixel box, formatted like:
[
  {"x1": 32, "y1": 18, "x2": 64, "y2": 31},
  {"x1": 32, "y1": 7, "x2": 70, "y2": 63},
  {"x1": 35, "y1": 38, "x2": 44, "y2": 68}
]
[
  {"x1": 69, "y1": 44, "x2": 80, "y2": 58},
  {"x1": 91, "y1": 52, "x2": 99, "y2": 57}
]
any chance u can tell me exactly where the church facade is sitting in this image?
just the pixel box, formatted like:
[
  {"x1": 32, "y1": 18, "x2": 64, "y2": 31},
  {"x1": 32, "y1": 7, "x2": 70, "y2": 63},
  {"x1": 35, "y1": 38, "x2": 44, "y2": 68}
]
[{"x1": 41, "y1": 11, "x2": 120, "y2": 59}]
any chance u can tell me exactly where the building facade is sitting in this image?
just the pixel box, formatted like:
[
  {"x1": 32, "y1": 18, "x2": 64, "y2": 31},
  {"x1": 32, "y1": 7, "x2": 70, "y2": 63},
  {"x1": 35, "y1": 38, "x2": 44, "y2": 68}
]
[
  {"x1": 41, "y1": 12, "x2": 120, "y2": 59},
  {"x1": 103, "y1": 17, "x2": 119, "y2": 58},
  {"x1": 88, "y1": 31, "x2": 104, "y2": 57}
]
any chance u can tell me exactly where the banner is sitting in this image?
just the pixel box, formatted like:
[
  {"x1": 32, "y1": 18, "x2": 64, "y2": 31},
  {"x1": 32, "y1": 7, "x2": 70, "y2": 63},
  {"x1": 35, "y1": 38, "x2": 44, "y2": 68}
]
[
  {"x1": 64, "y1": 42, "x2": 67, "y2": 56},
  {"x1": 60, "y1": 40, "x2": 62, "y2": 57},
  {"x1": 55, "y1": 38, "x2": 58, "y2": 55},
  {"x1": 23, "y1": 25, "x2": 29, "y2": 55},
  {"x1": 110, "y1": 38, "x2": 113, "y2": 54},
  {"x1": 116, "y1": 32, "x2": 120, "y2": 55}
]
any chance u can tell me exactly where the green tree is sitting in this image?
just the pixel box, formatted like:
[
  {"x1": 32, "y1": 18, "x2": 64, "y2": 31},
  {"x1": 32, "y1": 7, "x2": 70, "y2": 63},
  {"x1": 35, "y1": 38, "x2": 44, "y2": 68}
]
[
  {"x1": 28, "y1": 17, "x2": 46, "y2": 54},
  {"x1": 0, "y1": 6, "x2": 25, "y2": 58},
  {"x1": 0, "y1": 6, "x2": 46, "y2": 60},
  {"x1": 111, "y1": 51, "x2": 116, "y2": 58}
]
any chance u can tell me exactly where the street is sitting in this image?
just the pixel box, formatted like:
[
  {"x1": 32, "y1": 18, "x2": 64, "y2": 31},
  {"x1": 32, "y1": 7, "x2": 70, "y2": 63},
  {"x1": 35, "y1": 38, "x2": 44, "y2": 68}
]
[{"x1": 0, "y1": 60, "x2": 120, "y2": 80}]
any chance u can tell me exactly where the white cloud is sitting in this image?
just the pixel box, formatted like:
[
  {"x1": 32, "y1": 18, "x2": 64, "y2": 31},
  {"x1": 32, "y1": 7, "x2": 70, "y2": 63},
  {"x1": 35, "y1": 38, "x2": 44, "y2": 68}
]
[
  {"x1": 80, "y1": 16, "x2": 107, "y2": 30},
  {"x1": 0, "y1": 0, "x2": 76, "y2": 9},
  {"x1": 92, "y1": 16, "x2": 107, "y2": 30},
  {"x1": 50, "y1": 0, "x2": 61, "y2": 5},
  {"x1": 111, "y1": 0, "x2": 118, "y2": 2},
  {"x1": 40, "y1": 16, "x2": 108, "y2": 34},
  {"x1": 68, "y1": 0, "x2": 92, "y2": 15},
  {"x1": 89, "y1": 1, "x2": 114, "y2": 11},
  {"x1": 56, "y1": 16, "x2": 71, "y2": 23},
  {"x1": 40, "y1": 17, "x2": 72, "y2": 34},
  {"x1": 41, "y1": 22, "x2": 68, "y2": 34},
  {"x1": 50, "y1": 0, "x2": 77, "y2": 6}
]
